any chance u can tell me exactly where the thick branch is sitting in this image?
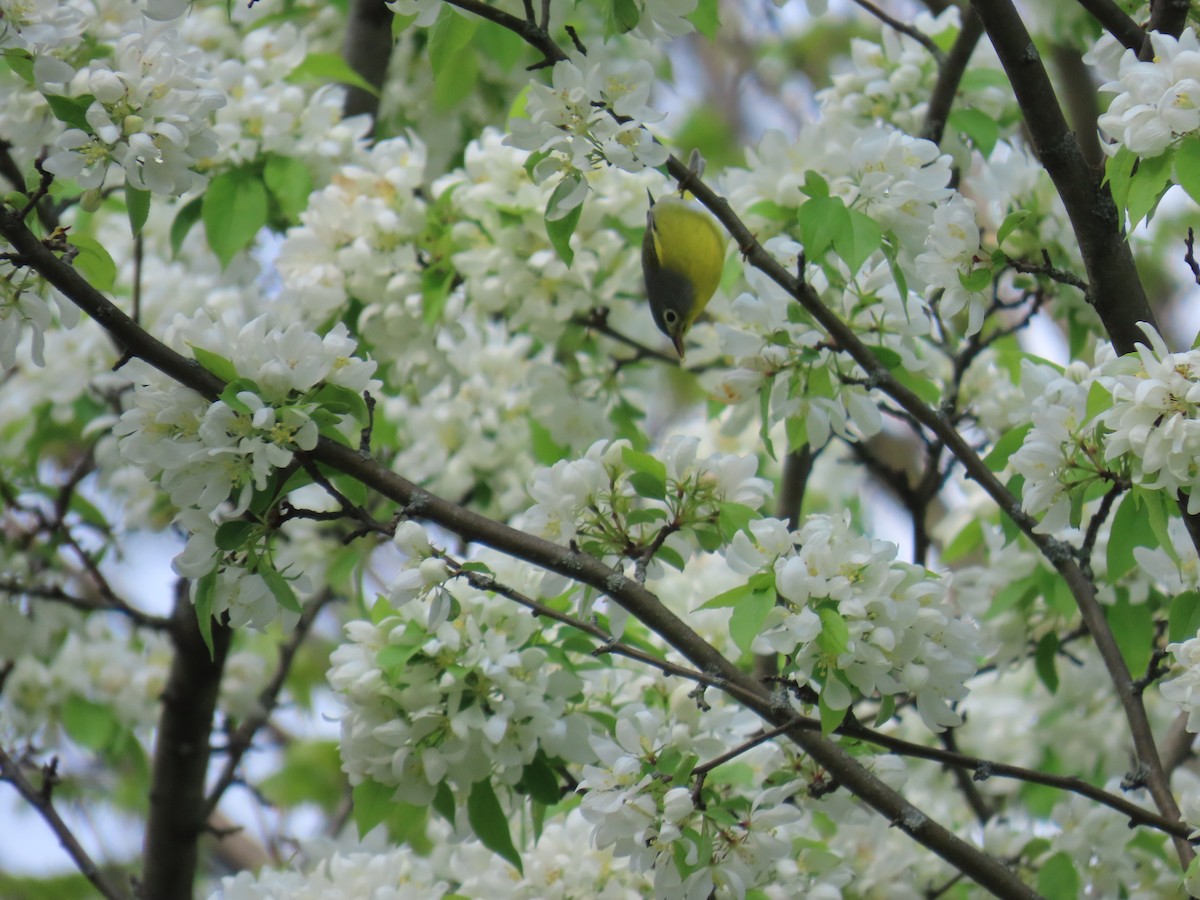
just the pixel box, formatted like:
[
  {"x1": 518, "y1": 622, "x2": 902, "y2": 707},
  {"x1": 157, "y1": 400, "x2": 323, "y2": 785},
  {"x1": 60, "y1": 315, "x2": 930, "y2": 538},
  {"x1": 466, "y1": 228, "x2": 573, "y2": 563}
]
[
  {"x1": 969, "y1": 0, "x2": 1154, "y2": 354},
  {"x1": 142, "y1": 582, "x2": 232, "y2": 900},
  {"x1": 1074, "y1": 0, "x2": 1144, "y2": 53},
  {"x1": 341, "y1": 0, "x2": 394, "y2": 126}
]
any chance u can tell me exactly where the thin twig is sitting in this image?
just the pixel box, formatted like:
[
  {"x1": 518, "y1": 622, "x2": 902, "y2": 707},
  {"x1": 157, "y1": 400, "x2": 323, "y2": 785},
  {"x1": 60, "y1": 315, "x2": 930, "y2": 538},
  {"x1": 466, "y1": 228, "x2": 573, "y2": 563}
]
[{"x1": 0, "y1": 748, "x2": 133, "y2": 900}]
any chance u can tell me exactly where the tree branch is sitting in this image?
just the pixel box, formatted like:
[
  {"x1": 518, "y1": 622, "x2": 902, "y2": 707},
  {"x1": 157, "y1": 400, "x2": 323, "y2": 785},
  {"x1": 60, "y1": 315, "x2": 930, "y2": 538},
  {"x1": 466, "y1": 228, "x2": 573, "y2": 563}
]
[
  {"x1": 142, "y1": 581, "x2": 232, "y2": 900},
  {"x1": 921, "y1": 8, "x2": 985, "y2": 146},
  {"x1": 0, "y1": 749, "x2": 133, "y2": 900},
  {"x1": 341, "y1": 0, "x2": 394, "y2": 127},
  {"x1": 202, "y1": 591, "x2": 335, "y2": 818}
]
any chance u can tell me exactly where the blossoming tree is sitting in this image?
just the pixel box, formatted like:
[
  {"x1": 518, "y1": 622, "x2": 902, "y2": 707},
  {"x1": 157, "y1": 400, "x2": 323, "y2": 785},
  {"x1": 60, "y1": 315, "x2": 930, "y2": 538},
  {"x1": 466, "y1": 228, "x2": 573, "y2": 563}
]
[{"x1": 3, "y1": 0, "x2": 1200, "y2": 896}]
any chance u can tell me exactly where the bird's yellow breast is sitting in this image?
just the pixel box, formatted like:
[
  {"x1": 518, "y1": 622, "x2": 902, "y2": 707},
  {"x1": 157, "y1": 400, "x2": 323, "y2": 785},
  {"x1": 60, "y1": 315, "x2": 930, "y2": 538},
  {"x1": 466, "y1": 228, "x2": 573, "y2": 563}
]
[{"x1": 650, "y1": 198, "x2": 726, "y2": 327}]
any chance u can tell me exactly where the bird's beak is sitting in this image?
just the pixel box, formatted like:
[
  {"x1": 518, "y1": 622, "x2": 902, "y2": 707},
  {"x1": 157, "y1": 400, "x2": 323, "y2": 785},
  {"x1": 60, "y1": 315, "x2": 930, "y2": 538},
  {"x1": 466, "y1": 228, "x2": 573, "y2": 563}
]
[{"x1": 673, "y1": 334, "x2": 687, "y2": 360}]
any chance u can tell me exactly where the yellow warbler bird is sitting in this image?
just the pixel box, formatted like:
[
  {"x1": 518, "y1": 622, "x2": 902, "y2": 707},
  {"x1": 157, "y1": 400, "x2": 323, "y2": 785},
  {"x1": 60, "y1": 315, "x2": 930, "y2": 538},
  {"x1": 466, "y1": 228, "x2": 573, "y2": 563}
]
[{"x1": 641, "y1": 194, "x2": 726, "y2": 359}]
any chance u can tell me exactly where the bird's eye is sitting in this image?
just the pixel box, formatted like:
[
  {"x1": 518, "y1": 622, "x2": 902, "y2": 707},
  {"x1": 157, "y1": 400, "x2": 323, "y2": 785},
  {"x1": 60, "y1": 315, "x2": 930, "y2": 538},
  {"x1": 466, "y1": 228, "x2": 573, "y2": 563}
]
[{"x1": 663, "y1": 310, "x2": 679, "y2": 324}]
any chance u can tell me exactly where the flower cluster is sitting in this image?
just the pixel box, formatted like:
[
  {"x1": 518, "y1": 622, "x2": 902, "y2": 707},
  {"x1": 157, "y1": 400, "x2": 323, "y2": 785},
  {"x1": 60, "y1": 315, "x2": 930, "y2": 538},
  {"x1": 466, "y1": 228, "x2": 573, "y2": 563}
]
[
  {"x1": 913, "y1": 195, "x2": 990, "y2": 335},
  {"x1": 207, "y1": 22, "x2": 371, "y2": 172},
  {"x1": 1008, "y1": 354, "x2": 1112, "y2": 534},
  {"x1": 523, "y1": 435, "x2": 770, "y2": 572},
  {"x1": 0, "y1": 0, "x2": 85, "y2": 55},
  {"x1": 212, "y1": 808, "x2": 654, "y2": 898},
  {"x1": 507, "y1": 50, "x2": 667, "y2": 213},
  {"x1": 1100, "y1": 324, "x2": 1200, "y2": 510},
  {"x1": 328, "y1": 553, "x2": 594, "y2": 804},
  {"x1": 0, "y1": 616, "x2": 170, "y2": 742},
  {"x1": 729, "y1": 513, "x2": 980, "y2": 730},
  {"x1": 1162, "y1": 630, "x2": 1200, "y2": 732},
  {"x1": 0, "y1": 258, "x2": 80, "y2": 369},
  {"x1": 705, "y1": 243, "x2": 890, "y2": 447},
  {"x1": 212, "y1": 841, "x2": 449, "y2": 899},
  {"x1": 115, "y1": 312, "x2": 377, "y2": 627},
  {"x1": 577, "y1": 700, "x2": 808, "y2": 899},
  {"x1": 40, "y1": 27, "x2": 225, "y2": 195},
  {"x1": 1097, "y1": 28, "x2": 1200, "y2": 158},
  {"x1": 274, "y1": 134, "x2": 429, "y2": 328}
]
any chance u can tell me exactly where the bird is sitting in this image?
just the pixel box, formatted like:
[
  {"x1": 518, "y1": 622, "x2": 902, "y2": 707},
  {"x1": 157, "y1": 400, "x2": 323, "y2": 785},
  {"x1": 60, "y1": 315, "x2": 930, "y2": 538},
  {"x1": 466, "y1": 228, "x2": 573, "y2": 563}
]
[{"x1": 641, "y1": 193, "x2": 726, "y2": 359}]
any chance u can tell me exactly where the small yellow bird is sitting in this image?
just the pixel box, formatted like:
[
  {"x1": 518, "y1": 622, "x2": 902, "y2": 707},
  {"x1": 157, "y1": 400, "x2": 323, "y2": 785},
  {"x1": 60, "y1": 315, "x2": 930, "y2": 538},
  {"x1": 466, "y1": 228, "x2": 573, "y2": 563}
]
[{"x1": 641, "y1": 194, "x2": 726, "y2": 359}]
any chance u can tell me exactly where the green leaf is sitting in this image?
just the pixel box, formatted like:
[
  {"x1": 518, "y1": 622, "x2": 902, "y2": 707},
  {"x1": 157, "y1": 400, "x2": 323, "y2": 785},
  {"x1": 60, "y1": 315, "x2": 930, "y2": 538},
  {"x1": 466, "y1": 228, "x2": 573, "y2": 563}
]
[
  {"x1": 62, "y1": 696, "x2": 120, "y2": 751},
  {"x1": 1034, "y1": 632, "x2": 1059, "y2": 694},
  {"x1": 873, "y1": 694, "x2": 896, "y2": 727},
  {"x1": 44, "y1": 94, "x2": 94, "y2": 132},
  {"x1": 352, "y1": 780, "x2": 395, "y2": 837},
  {"x1": 2, "y1": 48, "x2": 35, "y2": 84},
  {"x1": 286, "y1": 51, "x2": 380, "y2": 96},
  {"x1": 890, "y1": 366, "x2": 941, "y2": 406},
  {"x1": 689, "y1": 0, "x2": 720, "y2": 39},
  {"x1": 864, "y1": 344, "x2": 902, "y2": 370},
  {"x1": 202, "y1": 168, "x2": 268, "y2": 269},
  {"x1": 1139, "y1": 486, "x2": 1179, "y2": 565},
  {"x1": 125, "y1": 184, "x2": 150, "y2": 236},
  {"x1": 623, "y1": 446, "x2": 666, "y2": 482},
  {"x1": 718, "y1": 502, "x2": 759, "y2": 539},
  {"x1": 656, "y1": 544, "x2": 687, "y2": 571},
  {"x1": 214, "y1": 520, "x2": 255, "y2": 551},
  {"x1": 1037, "y1": 851, "x2": 1080, "y2": 900},
  {"x1": 800, "y1": 170, "x2": 830, "y2": 200},
  {"x1": 957, "y1": 265, "x2": 992, "y2": 293},
  {"x1": 1106, "y1": 591, "x2": 1153, "y2": 676},
  {"x1": 1175, "y1": 135, "x2": 1200, "y2": 207},
  {"x1": 170, "y1": 195, "x2": 204, "y2": 258},
  {"x1": 834, "y1": 208, "x2": 882, "y2": 274},
  {"x1": 629, "y1": 472, "x2": 666, "y2": 501},
  {"x1": 1104, "y1": 145, "x2": 1137, "y2": 227},
  {"x1": 260, "y1": 741, "x2": 344, "y2": 810},
  {"x1": 430, "y1": 5, "x2": 478, "y2": 70},
  {"x1": 1170, "y1": 591, "x2": 1200, "y2": 643},
  {"x1": 263, "y1": 154, "x2": 313, "y2": 221},
  {"x1": 545, "y1": 186, "x2": 583, "y2": 264},
  {"x1": 1084, "y1": 380, "x2": 1112, "y2": 424},
  {"x1": 817, "y1": 607, "x2": 850, "y2": 657},
  {"x1": 1106, "y1": 491, "x2": 1145, "y2": 581},
  {"x1": 432, "y1": 49, "x2": 478, "y2": 109},
  {"x1": 467, "y1": 779, "x2": 523, "y2": 874},
  {"x1": 68, "y1": 234, "x2": 117, "y2": 292},
  {"x1": 700, "y1": 582, "x2": 754, "y2": 610},
  {"x1": 605, "y1": 0, "x2": 640, "y2": 34},
  {"x1": 941, "y1": 518, "x2": 983, "y2": 564},
  {"x1": 797, "y1": 195, "x2": 848, "y2": 259},
  {"x1": 948, "y1": 107, "x2": 1000, "y2": 156},
  {"x1": 190, "y1": 345, "x2": 238, "y2": 383},
  {"x1": 260, "y1": 564, "x2": 302, "y2": 614},
  {"x1": 520, "y1": 755, "x2": 560, "y2": 806},
  {"x1": 428, "y1": 7, "x2": 478, "y2": 107},
  {"x1": 983, "y1": 423, "x2": 1032, "y2": 472},
  {"x1": 194, "y1": 569, "x2": 217, "y2": 658},
  {"x1": 529, "y1": 418, "x2": 570, "y2": 465},
  {"x1": 818, "y1": 692, "x2": 848, "y2": 735},
  {"x1": 996, "y1": 209, "x2": 1031, "y2": 247},
  {"x1": 728, "y1": 588, "x2": 775, "y2": 655},
  {"x1": 433, "y1": 781, "x2": 456, "y2": 826},
  {"x1": 312, "y1": 383, "x2": 370, "y2": 426},
  {"x1": 1126, "y1": 149, "x2": 1174, "y2": 228}
]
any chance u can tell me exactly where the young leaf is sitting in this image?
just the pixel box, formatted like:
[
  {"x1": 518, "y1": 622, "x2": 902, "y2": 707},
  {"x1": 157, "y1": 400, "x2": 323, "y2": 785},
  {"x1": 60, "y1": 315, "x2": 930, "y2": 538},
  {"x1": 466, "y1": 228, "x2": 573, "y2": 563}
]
[
  {"x1": 203, "y1": 168, "x2": 268, "y2": 268},
  {"x1": 467, "y1": 779, "x2": 524, "y2": 875}
]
